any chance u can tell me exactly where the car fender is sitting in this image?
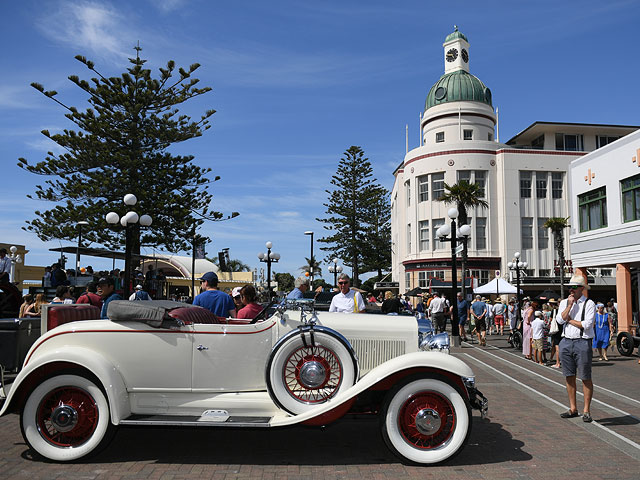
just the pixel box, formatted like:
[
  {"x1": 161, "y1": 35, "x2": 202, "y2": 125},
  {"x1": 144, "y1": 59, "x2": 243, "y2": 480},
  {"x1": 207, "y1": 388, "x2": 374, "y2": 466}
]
[
  {"x1": 271, "y1": 351, "x2": 474, "y2": 427},
  {"x1": 0, "y1": 346, "x2": 130, "y2": 423}
]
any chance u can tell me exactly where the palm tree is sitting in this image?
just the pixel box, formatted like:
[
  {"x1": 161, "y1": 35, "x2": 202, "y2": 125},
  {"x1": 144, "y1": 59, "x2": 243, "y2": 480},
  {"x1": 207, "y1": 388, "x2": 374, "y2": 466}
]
[
  {"x1": 439, "y1": 181, "x2": 489, "y2": 299},
  {"x1": 544, "y1": 217, "x2": 570, "y2": 299},
  {"x1": 207, "y1": 256, "x2": 250, "y2": 272},
  {"x1": 300, "y1": 256, "x2": 322, "y2": 277}
]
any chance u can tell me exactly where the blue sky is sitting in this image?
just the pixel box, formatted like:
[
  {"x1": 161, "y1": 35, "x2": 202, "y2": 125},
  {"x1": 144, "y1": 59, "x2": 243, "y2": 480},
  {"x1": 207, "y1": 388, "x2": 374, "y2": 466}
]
[{"x1": 2, "y1": 0, "x2": 640, "y2": 280}]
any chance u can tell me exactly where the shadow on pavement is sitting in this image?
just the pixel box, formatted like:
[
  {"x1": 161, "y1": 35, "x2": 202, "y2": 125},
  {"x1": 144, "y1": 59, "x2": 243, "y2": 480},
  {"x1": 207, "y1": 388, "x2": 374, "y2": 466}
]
[
  {"x1": 597, "y1": 415, "x2": 640, "y2": 426},
  {"x1": 20, "y1": 416, "x2": 531, "y2": 466}
]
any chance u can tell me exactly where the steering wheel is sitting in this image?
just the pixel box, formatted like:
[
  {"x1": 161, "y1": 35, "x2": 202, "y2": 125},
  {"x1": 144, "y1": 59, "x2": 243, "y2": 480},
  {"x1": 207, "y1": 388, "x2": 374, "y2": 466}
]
[{"x1": 250, "y1": 300, "x2": 276, "y2": 324}]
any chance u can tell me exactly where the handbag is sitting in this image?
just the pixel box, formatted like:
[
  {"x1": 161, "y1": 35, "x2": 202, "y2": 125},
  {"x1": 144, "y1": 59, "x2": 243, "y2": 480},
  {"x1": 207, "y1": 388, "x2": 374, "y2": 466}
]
[{"x1": 549, "y1": 316, "x2": 560, "y2": 335}]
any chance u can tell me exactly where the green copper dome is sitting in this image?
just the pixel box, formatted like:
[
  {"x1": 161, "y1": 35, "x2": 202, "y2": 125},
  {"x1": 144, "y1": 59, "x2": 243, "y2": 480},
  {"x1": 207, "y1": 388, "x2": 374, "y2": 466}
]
[
  {"x1": 444, "y1": 28, "x2": 468, "y2": 43},
  {"x1": 425, "y1": 70, "x2": 493, "y2": 111}
]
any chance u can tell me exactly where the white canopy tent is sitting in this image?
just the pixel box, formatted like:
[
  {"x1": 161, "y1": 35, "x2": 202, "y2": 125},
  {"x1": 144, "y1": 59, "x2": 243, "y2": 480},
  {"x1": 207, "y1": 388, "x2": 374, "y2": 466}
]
[{"x1": 473, "y1": 278, "x2": 521, "y2": 295}]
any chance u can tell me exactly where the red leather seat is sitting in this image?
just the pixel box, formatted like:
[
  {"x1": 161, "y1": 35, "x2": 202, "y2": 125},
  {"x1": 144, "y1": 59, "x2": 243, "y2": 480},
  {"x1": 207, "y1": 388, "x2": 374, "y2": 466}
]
[
  {"x1": 168, "y1": 307, "x2": 223, "y2": 325},
  {"x1": 47, "y1": 304, "x2": 101, "y2": 331}
]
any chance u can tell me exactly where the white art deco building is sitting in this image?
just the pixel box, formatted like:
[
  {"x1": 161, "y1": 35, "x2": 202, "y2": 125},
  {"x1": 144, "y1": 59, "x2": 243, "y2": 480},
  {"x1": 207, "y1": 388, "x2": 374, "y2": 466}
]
[{"x1": 391, "y1": 28, "x2": 637, "y2": 296}]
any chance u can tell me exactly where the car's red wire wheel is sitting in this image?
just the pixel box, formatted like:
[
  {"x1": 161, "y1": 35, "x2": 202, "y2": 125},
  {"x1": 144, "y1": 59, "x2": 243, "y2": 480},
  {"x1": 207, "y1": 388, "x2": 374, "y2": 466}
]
[
  {"x1": 398, "y1": 391, "x2": 456, "y2": 449},
  {"x1": 283, "y1": 345, "x2": 343, "y2": 403},
  {"x1": 36, "y1": 386, "x2": 99, "y2": 447}
]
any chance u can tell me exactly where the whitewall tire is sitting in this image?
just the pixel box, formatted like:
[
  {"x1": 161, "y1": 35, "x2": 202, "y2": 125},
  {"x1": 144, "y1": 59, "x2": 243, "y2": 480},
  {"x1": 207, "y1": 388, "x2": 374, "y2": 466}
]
[
  {"x1": 21, "y1": 374, "x2": 114, "y2": 462},
  {"x1": 267, "y1": 330, "x2": 357, "y2": 414},
  {"x1": 381, "y1": 377, "x2": 470, "y2": 465}
]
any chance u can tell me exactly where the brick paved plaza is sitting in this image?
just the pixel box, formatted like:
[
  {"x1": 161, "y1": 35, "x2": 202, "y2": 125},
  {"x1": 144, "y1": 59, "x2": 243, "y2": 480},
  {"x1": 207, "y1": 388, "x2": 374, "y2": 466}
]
[{"x1": 2, "y1": 335, "x2": 639, "y2": 480}]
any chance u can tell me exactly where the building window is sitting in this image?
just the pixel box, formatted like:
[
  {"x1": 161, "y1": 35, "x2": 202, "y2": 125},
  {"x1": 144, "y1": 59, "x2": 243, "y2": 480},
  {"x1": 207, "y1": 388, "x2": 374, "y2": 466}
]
[
  {"x1": 470, "y1": 269, "x2": 489, "y2": 285},
  {"x1": 418, "y1": 176, "x2": 429, "y2": 202},
  {"x1": 539, "y1": 269, "x2": 551, "y2": 277},
  {"x1": 436, "y1": 131, "x2": 445, "y2": 143},
  {"x1": 538, "y1": 217, "x2": 549, "y2": 249},
  {"x1": 463, "y1": 129, "x2": 473, "y2": 140},
  {"x1": 432, "y1": 218, "x2": 445, "y2": 249},
  {"x1": 621, "y1": 173, "x2": 640, "y2": 223},
  {"x1": 475, "y1": 170, "x2": 486, "y2": 198},
  {"x1": 555, "y1": 133, "x2": 584, "y2": 151},
  {"x1": 419, "y1": 220, "x2": 429, "y2": 251},
  {"x1": 407, "y1": 224, "x2": 412, "y2": 253},
  {"x1": 596, "y1": 136, "x2": 620, "y2": 149},
  {"x1": 488, "y1": 133, "x2": 493, "y2": 141},
  {"x1": 600, "y1": 269, "x2": 613, "y2": 277},
  {"x1": 579, "y1": 187, "x2": 607, "y2": 232},
  {"x1": 531, "y1": 134, "x2": 544, "y2": 149},
  {"x1": 521, "y1": 217, "x2": 533, "y2": 249},
  {"x1": 432, "y1": 270, "x2": 445, "y2": 281},
  {"x1": 405, "y1": 272, "x2": 411, "y2": 289},
  {"x1": 536, "y1": 172, "x2": 547, "y2": 198},
  {"x1": 524, "y1": 269, "x2": 535, "y2": 277},
  {"x1": 457, "y1": 170, "x2": 471, "y2": 184},
  {"x1": 405, "y1": 180, "x2": 411, "y2": 206},
  {"x1": 475, "y1": 217, "x2": 487, "y2": 250},
  {"x1": 418, "y1": 271, "x2": 427, "y2": 288},
  {"x1": 552, "y1": 172, "x2": 563, "y2": 199},
  {"x1": 520, "y1": 171, "x2": 532, "y2": 198},
  {"x1": 432, "y1": 173, "x2": 445, "y2": 200}
]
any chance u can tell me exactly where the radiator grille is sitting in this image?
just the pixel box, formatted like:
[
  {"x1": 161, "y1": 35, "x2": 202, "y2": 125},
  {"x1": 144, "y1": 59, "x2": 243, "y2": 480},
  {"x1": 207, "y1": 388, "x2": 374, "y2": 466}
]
[{"x1": 347, "y1": 338, "x2": 406, "y2": 373}]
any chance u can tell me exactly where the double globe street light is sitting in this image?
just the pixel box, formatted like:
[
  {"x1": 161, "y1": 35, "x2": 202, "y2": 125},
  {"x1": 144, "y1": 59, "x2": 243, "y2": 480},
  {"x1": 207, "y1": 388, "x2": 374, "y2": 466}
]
[
  {"x1": 436, "y1": 207, "x2": 471, "y2": 348},
  {"x1": 507, "y1": 252, "x2": 528, "y2": 324},
  {"x1": 258, "y1": 241, "x2": 280, "y2": 299},
  {"x1": 106, "y1": 194, "x2": 152, "y2": 298},
  {"x1": 328, "y1": 258, "x2": 343, "y2": 288}
]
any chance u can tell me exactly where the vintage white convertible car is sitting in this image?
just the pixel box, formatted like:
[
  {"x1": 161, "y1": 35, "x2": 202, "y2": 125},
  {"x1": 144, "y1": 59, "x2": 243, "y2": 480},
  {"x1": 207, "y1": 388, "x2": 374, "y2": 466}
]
[{"x1": 0, "y1": 300, "x2": 487, "y2": 464}]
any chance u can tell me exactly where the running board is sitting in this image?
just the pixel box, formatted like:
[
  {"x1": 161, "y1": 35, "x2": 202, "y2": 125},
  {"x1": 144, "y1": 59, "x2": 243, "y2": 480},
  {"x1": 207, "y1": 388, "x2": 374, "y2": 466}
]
[{"x1": 120, "y1": 414, "x2": 272, "y2": 427}]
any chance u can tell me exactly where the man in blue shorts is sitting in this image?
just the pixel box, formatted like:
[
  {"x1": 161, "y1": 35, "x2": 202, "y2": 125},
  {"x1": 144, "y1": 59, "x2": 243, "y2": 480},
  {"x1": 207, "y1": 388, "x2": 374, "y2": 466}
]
[
  {"x1": 193, "y1": 272, "x2": 236, "y2": 318},
  {"x1": 457, "y1": 292, "x2": 470, "y2": 342}
]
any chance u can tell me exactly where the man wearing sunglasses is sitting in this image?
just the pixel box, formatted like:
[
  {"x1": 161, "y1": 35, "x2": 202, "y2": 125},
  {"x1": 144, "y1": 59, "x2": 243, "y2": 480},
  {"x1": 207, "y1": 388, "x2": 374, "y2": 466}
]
[
  {"x1": 556, "y1": 274, "x2": 596, "y2": 423},
  {"x1": 329, "y1": 273, "x2": 365, "y2": 314}
]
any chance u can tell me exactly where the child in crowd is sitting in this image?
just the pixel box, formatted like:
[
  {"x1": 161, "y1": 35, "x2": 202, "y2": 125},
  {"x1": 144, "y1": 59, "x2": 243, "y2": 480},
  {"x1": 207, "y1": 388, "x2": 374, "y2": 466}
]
[{"x1": 531, "y1": 310, "x2": 546, "y2": 365}]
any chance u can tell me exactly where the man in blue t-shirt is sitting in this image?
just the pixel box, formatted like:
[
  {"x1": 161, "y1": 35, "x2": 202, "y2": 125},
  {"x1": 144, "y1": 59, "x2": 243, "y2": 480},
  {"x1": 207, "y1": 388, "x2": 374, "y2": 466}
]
[
  {"x1": 193, "y1": 272, "x2": 236, "y2": 318},
  {"x1": 97, "y1": 276, "x2": 122, "y2": 319},
  {"x1": 456, "y1": 292, "x2": 470, "y2": 342},
  {"x1": 471, "y1": 295, "x2": 488, "y2": 346}
]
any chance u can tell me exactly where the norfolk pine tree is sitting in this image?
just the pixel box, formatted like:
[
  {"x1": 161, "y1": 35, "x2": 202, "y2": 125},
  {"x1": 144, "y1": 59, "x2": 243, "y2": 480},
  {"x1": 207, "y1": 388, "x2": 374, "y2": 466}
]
[
  {"x1": 317, "y1": 146, "x2": 390, "y2": 286},
  {"x1": 18, "y1": 46, "x2": 226, "y2": 259}
]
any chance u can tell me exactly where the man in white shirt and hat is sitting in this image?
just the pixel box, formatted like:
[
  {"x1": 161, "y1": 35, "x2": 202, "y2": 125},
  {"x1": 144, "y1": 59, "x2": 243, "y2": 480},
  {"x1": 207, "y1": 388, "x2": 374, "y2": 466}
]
[
  {"x1": 556, "y1": 274, "x2": 596, "y2": 423},
  {"x1": 329, "y1": 273, "x2": 365, "y2": 313}
]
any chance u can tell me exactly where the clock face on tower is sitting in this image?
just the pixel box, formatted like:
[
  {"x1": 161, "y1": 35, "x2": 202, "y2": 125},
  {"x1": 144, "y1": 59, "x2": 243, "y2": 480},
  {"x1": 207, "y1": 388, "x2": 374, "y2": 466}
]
[
  {"x1": 446, "y1": 48, "x2": 458, "y2": 62},
  {"x1": 461, "y1": 48, "x2": 468, "y2": 63}
]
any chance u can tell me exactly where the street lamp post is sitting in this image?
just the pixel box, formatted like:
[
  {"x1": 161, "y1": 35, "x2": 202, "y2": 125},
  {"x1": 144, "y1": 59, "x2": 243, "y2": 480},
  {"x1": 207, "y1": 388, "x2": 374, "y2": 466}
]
[
  {"x1": 258, "y1": 241, "x2": 280, "y2": 299},
  {"x1": 436, "y1": 207, "x2": 471, "y2": 348},
  {"x1": 304, "y1": 231, "x2": 314, "y2": 288},
  {"x1": 8, "y1": 246, "x2": 22, "y2": 283},
  {"x1": 507, "y1": 252, "x2": 528, "y2": 324},
  {"x1": 328, "y1": 258, "x2": 343, "y2": 289},
  {"x1": 458, "y1": 224, "x2": 472, "y2": 300},
  {"x1": 105, "y1": 194, "x2": 152, "y2": 298},
  {"x1": 75, "y1": 221, "x2": 89, "y2": 284}
]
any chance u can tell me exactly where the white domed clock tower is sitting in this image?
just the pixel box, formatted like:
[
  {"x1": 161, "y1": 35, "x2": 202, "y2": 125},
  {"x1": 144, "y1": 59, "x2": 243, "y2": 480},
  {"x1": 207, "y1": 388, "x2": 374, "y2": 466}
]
[{"x1": 443, "y1": 26, "x2": 470, "y2": 74}]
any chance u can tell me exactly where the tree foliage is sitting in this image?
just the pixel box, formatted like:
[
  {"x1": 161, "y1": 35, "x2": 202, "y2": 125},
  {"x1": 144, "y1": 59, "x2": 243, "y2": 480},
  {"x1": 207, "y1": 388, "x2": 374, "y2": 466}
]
[
  {"x1": 544, "y1": 217, "x2": 570, "y2": 298},
  {"x1": 274, "y1": 272, "x2": 295, "y2": 292},
  {"x1": 316, "y1": 146, "x2": 391, "y2": 286},
  {"x1": 208, "y1": 256, "x2": 251, "y2": 272},
  {"x1": 439, "y1": 181, "x2": 489, "y2": 225},
  {"x1": 300, "y1": 256, "x2": 322, "y2": 276},
  {"x1": 18, "y1": 46, "x2": 229, "y2": 255}
]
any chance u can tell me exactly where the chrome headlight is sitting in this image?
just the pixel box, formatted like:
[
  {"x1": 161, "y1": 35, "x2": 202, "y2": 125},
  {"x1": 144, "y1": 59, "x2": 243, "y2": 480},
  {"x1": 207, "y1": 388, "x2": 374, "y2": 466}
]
[{"x1": 419, "y1": 332, "x2": 450, "y2": 354}]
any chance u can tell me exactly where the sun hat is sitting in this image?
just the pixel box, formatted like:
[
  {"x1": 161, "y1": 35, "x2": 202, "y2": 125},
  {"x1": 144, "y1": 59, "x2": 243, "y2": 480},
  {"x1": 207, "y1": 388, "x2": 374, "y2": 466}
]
[
  {"x1": 135, "y1": 284, "x2": 143, "y2": 290},
  {"x1": 567, "y1": 274, "x2": 590, "y2": 290}
]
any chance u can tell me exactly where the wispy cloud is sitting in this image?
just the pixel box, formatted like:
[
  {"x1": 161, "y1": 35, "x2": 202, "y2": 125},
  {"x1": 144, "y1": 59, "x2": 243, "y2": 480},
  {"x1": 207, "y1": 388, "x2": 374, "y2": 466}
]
[
  {"x1": 0, "y1": 85, "x2": 39, "y2": 109},
  {"x1": 35, "y1": 0, "x2": 132, "y2": 61},
  {"x1": 152, "y1": 0, "x2": 189, "y2": 13}
]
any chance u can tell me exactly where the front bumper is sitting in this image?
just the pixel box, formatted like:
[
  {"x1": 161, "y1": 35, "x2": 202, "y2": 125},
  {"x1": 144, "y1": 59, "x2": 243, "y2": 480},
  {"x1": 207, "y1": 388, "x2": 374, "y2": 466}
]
[{"x1": 468, "y1": 387, "x2": 488, "y2": 419}]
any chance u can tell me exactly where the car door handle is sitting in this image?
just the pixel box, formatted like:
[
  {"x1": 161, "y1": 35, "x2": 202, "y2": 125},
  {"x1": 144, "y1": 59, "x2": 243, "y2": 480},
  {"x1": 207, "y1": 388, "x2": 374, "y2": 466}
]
[{"x1": 196, "y1": 345, "x2": 209, "y2": 351}]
